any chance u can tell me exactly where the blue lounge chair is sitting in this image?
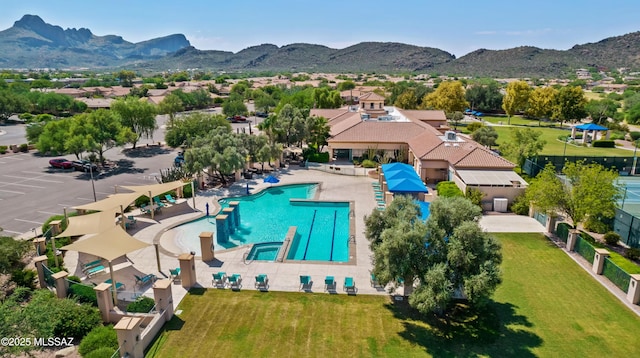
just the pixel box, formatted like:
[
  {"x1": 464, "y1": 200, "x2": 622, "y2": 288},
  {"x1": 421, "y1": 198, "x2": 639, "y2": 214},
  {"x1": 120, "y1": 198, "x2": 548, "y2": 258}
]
[
  {"x1": 370, "y1": 273, "x2": 380, "y2": 287},
  {"x1": 81, "y1": 259, "x2": 102, "y2": 271},
  {"x1": 165, "y1": 194, "x2": 177, "y2": 204},
  {"x1": 212, "y1": 272, "x2": 227, "y2": 288},
  {"x1": 85, "y1": 265, "x2": 106, "y2": 277},
  {"x1": 228, "y1": 274, "x2": 242, "y2": 289},
  {"x1": 299, "y1": 275, "x2": 312, "y2": 290},
  {"x1": 134, "y1": 273, "x2": 156, "y2": 287},
  {"x1": 344, "y1": 277, "x2": 356, "y2": 293},
  {"x1": 153, "y1": 197, "x2": 167, "y2": 208},
  {"x1": 324, "y1": 276, "x2": 335, "y2": 292},
  {"x1": 104, "y1": 279, "x2": 125, "y2": 291},
  {"x1": 140, "y1": 205, "x2": 151, "y2": 214},
  {"x1": 255, "y1": 274, "x2": 269, "y2": 290},
  {"x1": 169, "y1": 268, "x2": 181, "y2": 281}
]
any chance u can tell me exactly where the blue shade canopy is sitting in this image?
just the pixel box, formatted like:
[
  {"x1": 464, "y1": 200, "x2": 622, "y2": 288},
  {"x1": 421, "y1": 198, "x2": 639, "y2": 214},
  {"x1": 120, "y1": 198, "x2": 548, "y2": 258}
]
[
  {"x1": 263, "y1": 175, "x2": 280, "y2": 183},
  {"x1": 381, "y1": 163, "x2": 428, "y2": 193},
  {"x1": 575, "y1": 123, "x2": 608, "y2": 131}
]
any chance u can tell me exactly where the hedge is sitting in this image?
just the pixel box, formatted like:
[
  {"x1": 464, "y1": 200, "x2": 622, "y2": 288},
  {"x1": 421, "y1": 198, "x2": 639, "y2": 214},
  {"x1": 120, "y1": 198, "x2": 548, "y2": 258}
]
[{"x1": 592, "y1": 140, "x2": 615, "y2": 148}]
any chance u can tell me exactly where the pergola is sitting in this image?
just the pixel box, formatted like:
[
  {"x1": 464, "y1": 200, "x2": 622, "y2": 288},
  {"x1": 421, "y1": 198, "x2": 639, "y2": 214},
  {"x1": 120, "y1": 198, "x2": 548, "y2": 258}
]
[
  {"x1": 119, "y1": 180, "x2": 192, "y2": 220},
  {"x1": 571, "y1": 123, "x2": 609, "y2": 141}
]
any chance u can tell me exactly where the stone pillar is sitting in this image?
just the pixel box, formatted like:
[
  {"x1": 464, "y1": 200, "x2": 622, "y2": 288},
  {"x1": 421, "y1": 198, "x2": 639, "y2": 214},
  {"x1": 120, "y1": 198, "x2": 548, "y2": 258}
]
[
  {"x1": 627, "y1": 274, "x2": 640, "y2": 304},
  {"x1": 223, "y1": 208, "x2": 235, "y2": 233},
  {"x1": 33, "y1": 238, "x2": 46, "y2": 256},
  {"x1": 94, "y1": 283, "x2": 114, "y2": 323},
  {"x1": 199, "y1": 232, "x2": 215, "y2": 262},
  {"x1": 528, "y1": 203, "x2": 535, "y2": 218},
  {"x1": 545, "y1": 215, "x2": 557, "y2": 235},
  {"x1": 228, "y1": 201, "x2": 240, "y2": 228},
  {"x1": 605, "y1": 130, "x2": 610, "y2": 140},
  {"x1": 153, "y1": 279, "x2": 174, "y2": 322},
  {"x1": 215, "y1": 214, "x2": 229, "y2": 243},
  {"x1": 379, "y1": 171, "x2": 384, "y2": 186},
  {"x1": 384, "y1": 191, "x2": 394, "y2": 205},
  {"x1": 178, "y1": 253, "x2": 196, "y2": 289},
  {"x1": 382, "y1": 180, "x2": 388, "y2": 193},
  {"x1": 33, "y1": 255, "x2": 48, "y2": 289},
  {"x1": 115, "y1": 317, "x2": 144, "y2": 358},
  {"x1": 49, "y1": 220, "x2": 62, "y2": 236},
  {"x1": 566, "y1": 230, "x2": 579, "y2": 251},
  {"x1": 176, "y1": 184, "x2": 184, "y2": 198},
  {"x1": 592, "y1": 248, "x2": 610, "y2": 275},
  {"x1": 571, "y1": 126, "x2": 576, "y2": 139},
  {"x1": 52, "y1": 271, "x2": 69, "y2": 299}
]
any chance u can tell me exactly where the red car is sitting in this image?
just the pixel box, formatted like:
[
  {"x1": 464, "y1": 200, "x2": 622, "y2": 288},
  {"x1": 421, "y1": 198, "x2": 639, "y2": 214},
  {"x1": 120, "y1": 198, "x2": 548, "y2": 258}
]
[{"x1": 49, "y1": 158, "x2": 73, "y2": 169}]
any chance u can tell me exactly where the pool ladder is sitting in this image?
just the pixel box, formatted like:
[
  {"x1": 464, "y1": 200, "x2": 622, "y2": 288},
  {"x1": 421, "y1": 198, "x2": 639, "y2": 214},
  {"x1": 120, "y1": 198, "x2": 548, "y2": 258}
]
[{"x1": 243, "y1": 249, "x2": 253, "y2": 265}]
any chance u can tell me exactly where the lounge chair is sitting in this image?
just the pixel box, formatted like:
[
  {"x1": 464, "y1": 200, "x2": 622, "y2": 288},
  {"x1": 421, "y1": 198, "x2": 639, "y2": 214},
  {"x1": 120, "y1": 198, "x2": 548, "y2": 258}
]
[
  {"x1": 169, "y1": 268, "x2": 181, "y2": 281},
  {"x1": 134, "y1": 273, "x2": 157, "y2": 287},
  {"x1": 165, "y1": 194, "x2": 177, "y2": 204},
  {"x1": 81, "y1": 259, "x2": 103, "y2": 271},
  {"x1": 344, "y1": 277, "x2": 356, "y2": 293},
  {"x1": 212, "y1": 272, "x2": 227, "y2": 288},
  {"x1": 324, "y1": 276, "x2": 335, "y2": 292},
  {"x1": 299, "y1": 275, "x2": 312, "y2": 291},
  {"x1": 127, "y1": 215, "x2": 137, "y2": 226},
  {"x1": 255, "y1": 274, "x2": 269, "y2": 290},
  {"x1": 370, "y1": 273, "x2": 380, "y2": 287},
  {"x1": 104, "y1": 279, "x2": 125, "y2": 291},
  {"x1": 140, "y1": 205, "x2": 151, "y2": 214},
  {"x1": 228, "y1": 274, "x2": 242, "y2": 289},
  {"x1": 153, "y1": 196, "x2": 167, "y2": 207},
  {"x1": 85, "y1": 265, "x2": 106, "y2": 277}
]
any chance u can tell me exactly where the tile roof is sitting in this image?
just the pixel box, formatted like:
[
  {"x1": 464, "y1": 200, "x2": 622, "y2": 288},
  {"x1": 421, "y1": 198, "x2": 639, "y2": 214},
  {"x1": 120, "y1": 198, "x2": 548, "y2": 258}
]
[
  {"x1": 398, "y1": 109, "x2": 447, "y2": 122},
  {"x1": 359, "y1": 92, "x2": 386, "y2": 101},
  {"x1": 453, "y1": 146, "x2": 515, "y2": 168},
  {"x1": 310, "y1": 108, "x2": 349, "y2": 121},
  {"x1": 330, "y1": 121, "x2": 427, "y2": 143}
]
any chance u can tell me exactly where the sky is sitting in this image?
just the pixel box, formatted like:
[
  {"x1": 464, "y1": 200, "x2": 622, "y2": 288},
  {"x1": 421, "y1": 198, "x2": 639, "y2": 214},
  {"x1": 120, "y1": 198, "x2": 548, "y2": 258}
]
[{"x1": 1, "y1": 0, "x2": 639, "y2": 58}]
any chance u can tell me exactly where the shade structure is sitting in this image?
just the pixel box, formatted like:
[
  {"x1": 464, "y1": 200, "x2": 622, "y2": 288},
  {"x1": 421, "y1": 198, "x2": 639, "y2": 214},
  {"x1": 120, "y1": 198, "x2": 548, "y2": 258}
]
[
  {"x1": 60, "y1": 225, "x2": 150, "y2": 262},
  {"x1": 73, "y1": 192, "x2": 142, "y2": 212},
  {"x1": 263, "y1": 175, "x2": 280, "y2": 184},
  {"x1": 120, "y1": 180, "x2": 186, "y2": 199},
  {"x1": 381, "y1": 163, "x2": 428, "y2": 193},
  {"x1": 55, "y1": 208, "x2": 119, "y2": 238},
  {"x1": 575, "y1": 123, "x2": 608, "y2": 131}
]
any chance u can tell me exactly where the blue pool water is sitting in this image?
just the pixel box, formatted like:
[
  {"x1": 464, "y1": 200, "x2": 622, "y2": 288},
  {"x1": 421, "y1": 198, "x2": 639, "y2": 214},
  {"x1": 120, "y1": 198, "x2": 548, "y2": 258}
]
[
  {"x1": 247, "y1": 242, "x2": 281, "y2": 261},
  {"x1": 172, "y1": 183, "x2": 350, "y2": 262},
  {"x1": 417, "y1": 201, "x2": 430, "y2": 221}
]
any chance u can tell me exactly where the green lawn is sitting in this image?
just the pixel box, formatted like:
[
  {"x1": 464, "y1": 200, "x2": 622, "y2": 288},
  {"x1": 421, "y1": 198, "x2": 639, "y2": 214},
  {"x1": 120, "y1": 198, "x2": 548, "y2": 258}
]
[{"x1": 146, "y1": 233, "x2": 640, "y2": 357}]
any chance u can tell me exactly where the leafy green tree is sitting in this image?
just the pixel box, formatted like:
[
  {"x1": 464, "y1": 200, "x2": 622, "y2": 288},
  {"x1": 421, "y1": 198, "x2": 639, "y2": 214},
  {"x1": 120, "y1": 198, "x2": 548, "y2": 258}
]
[
  {"x1": 222, "y1": 93, "x2": 248, "y2": 117},
  {"x1": 191, "y1": 89, "x2": 214, "y2": 109},
  {"x1": 464, "y1": 81, "x2": 503, "y2": 112},
  {"x1": 422, "y1": 81, "x2": 469, "y2": 113},
  {"x1": 527, "y1": 162, "x2": 622, "y2": 227},
  {"x1": 0, "y1": 236, "x2": 30, "y2": 274},
  {"x1": 36, "y1": 118, "x2": 73, "y2": 155},
  {"x1": 111, "y1": 97, "x2": 158, "y2": 149},
  {"x1": 115, "y1": 70, "x2": 136, "y2": 87},
  {"x1": 80, "y1": 110, "x2": 136, "y2": 162},
  {"x1": 585, "y1": 98, "x2": 619, "y2": 125},
  {"x1": 526, "y1": 86, "x2": 558, "y2": 123},
  {"x1": 394, "y1": 90, "x2": 418, "y2": 109},
  {"x1": 552, "y1": 86, "x2": 587, "y2": 126},
  {"x1": 254, "y1": 92, "x2": 276, "y2": 113},
  {"x1": 502, "y1": 80, "x2": 531, "y2": 124},
  {"x1": 337, "y1": 80, "x2": 356, "y2": 91},
  {"x1": 499, "y1": 127, "x2": 546, "y2": 167},
  {"x1": 312, "y1": 87, "x2": 342, "y2": 108},
  {"x1": 158, "y1": 92, "x2": 184, "y2": 123},
  {"x1": 0, "y1": 90, "x2": 29, "y2": 121},
  {"x1": 275, "y1": 104, "x2": 306, "y2": 147},
  {"x1": 305, "y1": 115, "x2": 330, "y2": 152},
  {"x1": 183, "y1": 127, "x2": 246, "y2": 185},
  {"x1": 448, "y1": 111, "x2": 464, "y2": 130},
  {"x1": 165, "y1": 112, "x2": 231, "y2": 148},
  {"x1": 472, "y1": 126, "x2": 498, "y2": 148}
]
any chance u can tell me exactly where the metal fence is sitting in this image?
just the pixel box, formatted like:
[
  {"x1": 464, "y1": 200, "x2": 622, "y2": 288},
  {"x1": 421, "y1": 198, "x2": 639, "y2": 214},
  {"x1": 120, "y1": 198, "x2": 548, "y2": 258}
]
[
  {"x1": 556, "y1": 222, "x2": 571, "y2": 243},
  {"x1": 307, "y1": 162, "x2": 369, "y2": 176},
  {"x1": 574, "y1": 236, "x2": 596, "y2": 263},
  {"x1": 613, "y1": 208, "x2": 640, "y2": 248},
  {"x1": 533, "y1": 211, "x2": 547, "y2": 226},
  {"x1": 42, "y1": 264, "x2": 56, "y2": 288},
  {"x1": 601, "y1": 258, "x2": 631, "y2": 292},
  {"x1": 523, "y1": 155, "x2": 638, "y2": 177}
]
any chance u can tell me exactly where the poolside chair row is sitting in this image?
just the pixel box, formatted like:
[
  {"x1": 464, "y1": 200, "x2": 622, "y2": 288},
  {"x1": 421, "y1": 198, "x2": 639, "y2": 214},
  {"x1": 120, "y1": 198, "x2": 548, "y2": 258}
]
[
  {"x1": 134, "y1": 273, "x2": 157, "y2": 287},
  {"x1": 300, "y1": 275, "x2": 356, "y2": 293},
  {"x1": 82, "y1": 259, "x2": 106, "y2": 277},
  {"x1": 212, "y1": 272, "x2": 270, "y2": 290}
]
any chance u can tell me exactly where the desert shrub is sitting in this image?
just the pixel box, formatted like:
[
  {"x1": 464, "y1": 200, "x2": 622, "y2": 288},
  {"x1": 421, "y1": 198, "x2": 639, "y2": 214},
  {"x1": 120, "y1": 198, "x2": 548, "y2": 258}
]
[
  {"x1": 584, "y1": 216, "x2": 611, "y2": 234},
  {"x1": 68, "y1": 283, "x2": 98, "y2": 306},
  {"x1": 305, "y1": 152, "x2": 330, "y2": 163},
  {"x1": 52, "y1": 299, "x2": 102, "y2": 340},
  {"x1": 361, "y1": 159, "x2": 377, "y2": 168},
  {"x1": 11, "y1": 268, "x2": 36, "y2": 289},
  {"x1": 435, "y1": 181, "x2": 463, "y2": 197},
  {"x1": 465, "y1": 188, "x2": 484, "y2": 207},
  {"x1": 19, "y1": 143, "x2": 28, "y2": 152},
  {"x1": 466, "y1": 122, "x2": 483, "y2": 132},
  {"x1": 630, "y1": 131, "x2": 640, "y2": 141},
  {"x1": 0, "y1": 145, "x2": 7, "y2": 154},
  {"x1": 126, "y1": 296, "x2": 155, "y2": 313},
  {"x1": 135, "y1": 195, "x2": 150, "y2": 207},
  {"x1": 78, "y1": 325, "x2": 118, "y2": 357},
  {"x1": 183, "y1": 183, "x2": 193, "y2": 198},
  {"x1": 592, "y1": 140, "x2": 615, "y2": 148},
  {"x1": 509, "y1": 193, "x2": 530, "y2": 215},
  {"x1": 85, "y1": 347, "x2": 117, "y2": 358},
  {"x1": 625, "y1": 248, "x2": 640, "y2": 260},
  {"x1": 603, "y1": 231, "x2": 621, "y2": 245},
  {"x1": 0, "y1": 236, "x2": 31, "y2": 273}
]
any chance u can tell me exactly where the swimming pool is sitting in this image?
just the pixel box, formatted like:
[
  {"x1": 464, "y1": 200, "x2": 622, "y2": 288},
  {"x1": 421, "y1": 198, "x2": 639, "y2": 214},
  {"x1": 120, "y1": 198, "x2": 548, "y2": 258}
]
[
  {"x1": 246, "y1": 242, "x2": 281, "y2": 261},
  {"x1": 172, "y1": 183, "x2": 351, "y2": 262}
]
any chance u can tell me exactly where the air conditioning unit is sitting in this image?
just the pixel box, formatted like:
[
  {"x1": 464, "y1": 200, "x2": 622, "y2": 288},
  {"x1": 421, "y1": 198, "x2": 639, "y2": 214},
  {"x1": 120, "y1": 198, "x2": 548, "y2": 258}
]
[{"x1": 444, "y1": 131, "x2": 457, "y2": 141}]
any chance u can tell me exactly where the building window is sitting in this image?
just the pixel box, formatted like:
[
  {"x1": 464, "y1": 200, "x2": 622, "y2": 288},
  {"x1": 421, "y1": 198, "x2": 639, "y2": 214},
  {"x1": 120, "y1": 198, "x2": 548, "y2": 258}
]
[
  {"x1": 379, "y1": 103, "x2": 383, "y2": 109},
  {"x1": 370, "y1": 103, "x2": 374, "y2": 109}
]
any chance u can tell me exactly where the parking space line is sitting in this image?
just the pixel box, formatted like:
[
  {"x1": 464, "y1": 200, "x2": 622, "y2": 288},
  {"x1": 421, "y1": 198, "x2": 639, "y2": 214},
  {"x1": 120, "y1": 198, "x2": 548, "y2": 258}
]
[
  {"x1": 0, "y1": 181, "x2": 45, "y2": 189},
  {"x1": 0, "y1": 189, "x2": 25, "y2": 194},
  {"x1": 37, "y1": 211, "x2": 60, "y2": 215},
  {"x1": 1, "y1": 229, "x2": 23, "y2": 234},
  {"x1": 3, "y1": 175, "x2": 65, "y2": 183},
  {"x1": 14, "y1": 218, "x2": 43, "y2": 224},
  {"x1": 97, "y1": 191, "x2": 113, "y2": 195},
  {"x1": 76, "y1": 197, "x2": 95, "y2": 201},
  {"x1": 21, "y1": 171, "x2": 60, "y2": 176},
  {"x1": 57, "y1": 203, "x2": 78, "y2": 208},
  {"x1": 3, "y1": 156, "x2": 24, "y2": 161}
]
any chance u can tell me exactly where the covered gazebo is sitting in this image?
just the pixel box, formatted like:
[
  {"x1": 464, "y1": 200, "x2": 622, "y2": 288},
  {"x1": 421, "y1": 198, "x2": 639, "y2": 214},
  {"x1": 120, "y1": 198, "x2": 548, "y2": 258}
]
[
  {"x1": 571, "y1": 123, "x2": 609, "y2": 142},
  {"x1": 379, "y1": 163, "x2": 429, "y2": 201},
  {"x1": 119, "y1": 180, "x2": 192, "y2": 220}
]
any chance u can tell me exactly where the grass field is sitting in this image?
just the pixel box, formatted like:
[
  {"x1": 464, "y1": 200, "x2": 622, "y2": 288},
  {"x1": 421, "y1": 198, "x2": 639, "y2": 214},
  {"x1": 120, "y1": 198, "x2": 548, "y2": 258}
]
[{"x1": 146, "y1": 233, "x2": 640, "y2": 357}]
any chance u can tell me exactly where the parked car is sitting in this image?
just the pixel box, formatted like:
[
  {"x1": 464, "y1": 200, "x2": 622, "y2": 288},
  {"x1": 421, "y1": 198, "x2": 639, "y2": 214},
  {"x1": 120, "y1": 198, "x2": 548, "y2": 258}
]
[
  {"x1": 174, "y1": 153, "x2": 185, "y2": 167},
  {"x1": 255, "y1": 111, "x2": 269, "y2": 118},
  {"x1": 49, "y1": 158, "x2": 73, "y2": 169},
  {"x1": 226, "y1": 115, "x2": 248, "y2": 123},
  {"x1": 71, "y1": 160, "x2": 98, "y2": 172}
]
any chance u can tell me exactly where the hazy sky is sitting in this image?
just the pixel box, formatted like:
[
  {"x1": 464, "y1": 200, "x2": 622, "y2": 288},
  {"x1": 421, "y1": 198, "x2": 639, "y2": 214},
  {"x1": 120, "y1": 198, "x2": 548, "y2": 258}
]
[{"x1": 1, "y1": 0, "x2": 639, "y2": 57}]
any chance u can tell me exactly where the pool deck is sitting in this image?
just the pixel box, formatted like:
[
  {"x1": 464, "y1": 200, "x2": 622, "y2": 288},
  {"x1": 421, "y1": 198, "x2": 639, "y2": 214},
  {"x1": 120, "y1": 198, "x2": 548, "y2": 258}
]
[{"x1": 62, "y1": 165, "x2": 546, "y2": 308}]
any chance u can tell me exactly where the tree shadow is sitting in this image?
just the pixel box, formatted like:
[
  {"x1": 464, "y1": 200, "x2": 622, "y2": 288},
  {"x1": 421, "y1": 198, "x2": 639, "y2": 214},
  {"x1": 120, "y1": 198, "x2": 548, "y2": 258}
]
[
  {"x1": 387, "y1": 299, "x2": 542, "y2": 357},
  {"x1": 123, "y1": 145, "x2": 172, "y2": 158}
]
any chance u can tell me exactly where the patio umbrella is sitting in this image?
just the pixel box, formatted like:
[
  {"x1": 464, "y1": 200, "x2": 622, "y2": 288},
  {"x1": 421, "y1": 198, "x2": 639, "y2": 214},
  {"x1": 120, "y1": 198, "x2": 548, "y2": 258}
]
[{"x1": 264, "y1": 175, "x2": 280, "y2": 186}]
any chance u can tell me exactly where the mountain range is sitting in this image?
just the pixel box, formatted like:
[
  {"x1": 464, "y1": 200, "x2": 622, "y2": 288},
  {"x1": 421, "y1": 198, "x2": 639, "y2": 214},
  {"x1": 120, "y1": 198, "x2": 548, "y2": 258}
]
[{"x1": 1, "y1": 15, "x2": 640, "y2": 78}]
